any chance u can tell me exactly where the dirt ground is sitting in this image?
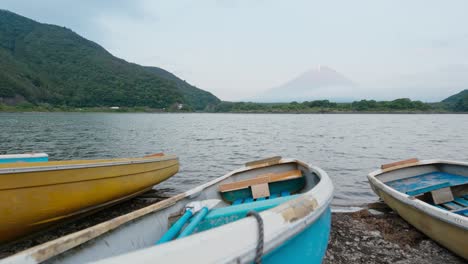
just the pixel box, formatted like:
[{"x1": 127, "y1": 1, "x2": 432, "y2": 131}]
[{"x1": 323, "y1": 203, "x2": 465, "y2": 264}]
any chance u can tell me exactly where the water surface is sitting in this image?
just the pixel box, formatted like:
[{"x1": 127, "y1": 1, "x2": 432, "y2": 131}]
[{"x1": 1, "y1": 113, "x2": 467, "y2": 206}]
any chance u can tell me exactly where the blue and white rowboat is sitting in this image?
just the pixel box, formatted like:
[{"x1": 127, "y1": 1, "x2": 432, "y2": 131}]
[{"x1": 2, "y1": 157, "x2": 334, "y2": 264}]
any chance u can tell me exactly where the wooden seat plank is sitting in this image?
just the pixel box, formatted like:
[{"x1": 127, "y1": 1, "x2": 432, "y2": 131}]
[{"x1": 219, "y1": 170, "x2": 302, "y2": 192}]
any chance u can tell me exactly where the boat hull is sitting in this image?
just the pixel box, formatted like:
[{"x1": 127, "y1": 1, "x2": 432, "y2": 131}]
[
  {"x1": 375, "y1": 187, "x2": 468, "y2": 260},
  {"x1": 263, "y1": 207, "x2": 331, "y2": 263},
  {"x1": 0, "y1": 155, "x2": 179, "y2": 244}
]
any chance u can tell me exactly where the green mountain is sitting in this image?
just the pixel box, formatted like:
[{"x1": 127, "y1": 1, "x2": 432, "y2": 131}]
[
  {"x1": 442, "y1": 89, "x2": 468, "y2": 103},
  {"x1": 0, "y1": 10, "x2": 219, "y2": 110},
  {"x1": 143, "y1": 66, "x2": 219, "y2": 111},
  {"x1": 442, "y1": 89, "x2": 468, "y2": 112}
]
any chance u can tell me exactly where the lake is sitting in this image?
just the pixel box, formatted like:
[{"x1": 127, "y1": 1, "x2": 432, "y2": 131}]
[{"x1": 1, "y1": 112, "x2": 467, "y2": 207}]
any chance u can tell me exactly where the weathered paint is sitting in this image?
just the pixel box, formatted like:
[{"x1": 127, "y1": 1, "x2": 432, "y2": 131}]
[
  {"x1": 245, "y1": 156, "x2": 282, "y2": 168},
  {"x1": 275, "y1": 196, "x2": 319, "y2": 223},
  {"x1": 386, "y1": 171, "x2": 468, "y2": 193},
  {"x1": 0, "y1": 155, "x2": 179, "y2": 244},
  {"x1": 381, "y1": 158, "x2": 419, "y2": 170},
  {"x1": 368, "y1": 160, "x2": 468, "y2": 260},
  {"x1": 263, "y1": 207, "x2": 331, "y2": 264}
]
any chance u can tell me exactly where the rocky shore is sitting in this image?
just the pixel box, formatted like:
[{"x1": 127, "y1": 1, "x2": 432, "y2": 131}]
[
  {"x1": 0, "y1": 194, "x2": 465, "y2": 263},
  {"x1": 324, "y1": 203, "x2": 464, "y2": 264}
]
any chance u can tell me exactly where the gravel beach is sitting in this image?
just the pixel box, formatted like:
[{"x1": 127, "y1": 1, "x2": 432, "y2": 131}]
[{"x1": 324, "y1": 203, "x2": 465, "y2": 264}]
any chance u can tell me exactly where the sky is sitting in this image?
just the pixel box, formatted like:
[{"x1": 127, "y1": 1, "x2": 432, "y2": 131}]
[{"x1": 2, "y1": 0, "x2": 468, "y2": 101}]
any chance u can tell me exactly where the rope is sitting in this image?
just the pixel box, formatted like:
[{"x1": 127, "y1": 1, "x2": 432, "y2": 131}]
[{"x1": 247, "y1": 211, "x2": 264, "y2": 264}]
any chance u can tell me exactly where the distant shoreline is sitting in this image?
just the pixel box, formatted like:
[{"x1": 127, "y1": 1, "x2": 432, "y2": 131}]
[
  {"x1": 1, "y1": 100, "x2": 467, "y2": 114},
  {"x1": 1, "y1": 109, "x2": 467, "y2": 114}
]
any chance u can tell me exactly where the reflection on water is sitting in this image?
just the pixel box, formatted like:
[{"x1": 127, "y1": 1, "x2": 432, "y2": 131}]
[{"x1": 1, "y1": 113, "x2": 467, "y2": 206}]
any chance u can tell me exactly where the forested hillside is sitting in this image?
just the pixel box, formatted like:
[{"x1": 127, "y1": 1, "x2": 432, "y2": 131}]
[
  {"x1": 442, "y1": 89, "x2": 468, "y2": 112},
  {"x1": 0, "y1": 10, "x2": 219, "y2": 110}
]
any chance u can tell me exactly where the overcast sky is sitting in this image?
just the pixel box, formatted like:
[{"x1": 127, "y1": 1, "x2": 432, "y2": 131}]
[{"x1": 2, "y1": 0, "x2": 468, "y2": 101}]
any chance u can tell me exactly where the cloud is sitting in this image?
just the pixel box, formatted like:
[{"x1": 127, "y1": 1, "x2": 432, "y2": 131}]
[
  {"x1": 2, "y1": 0, "x2": 468, "y2": 101},
  {"x1": 359, "y1": 64, "x2": 468, "y2": 102},
  {"x1": 1, "y1": 0, "x2": 144, "y2": 41}
]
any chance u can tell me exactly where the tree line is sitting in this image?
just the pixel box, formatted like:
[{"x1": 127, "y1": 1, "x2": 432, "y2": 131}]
[{"x1": 212, "y1": 98, "x2": 468, "y2": 113}]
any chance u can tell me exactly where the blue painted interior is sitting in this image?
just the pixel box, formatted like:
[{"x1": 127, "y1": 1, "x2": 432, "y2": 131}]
[
  {"x1": 194, "y1": 194, "x2": 299, "y2": 232},
  {"x1": 221, "y1": 177, "x2": 305, "y2": 202},
  {"x1": 444, "y1": 202, "x2": 463, "y2": 210},
  {"x1": 453, "y1": 208, "x2": 468, "y2": 216},
  {"x1": 244, "y1": 197, "x2": 254, "y2": 203},
  {"x1": 263, "y1": 207, "x2": 331, "y2": 264},
  {"x1": 454, "y1": 197, "x2": 468, "y2": 207},
  {"x1": 386, "y1": 172, "x2": 468, "y2": 193},
  {"x1": 405, "y1": 182, "x2": 450, "y2": 196},
  {"x1": 433, "y1": 196, "x2": 468, "y2": 216},
  {"x1": 386, "y1": 172, "x2": 468, "y2": 217},
  {"x1": 270, "y1": 193, "x2": 279, "y2": 199},
  {"x1": 0, "y1": 156, "x2": 48, "y2": 164}
]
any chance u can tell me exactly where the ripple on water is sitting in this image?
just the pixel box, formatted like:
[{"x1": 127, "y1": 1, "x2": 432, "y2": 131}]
[{"x1": 0, "y1": 113, "x2": 467, "y2": 206}]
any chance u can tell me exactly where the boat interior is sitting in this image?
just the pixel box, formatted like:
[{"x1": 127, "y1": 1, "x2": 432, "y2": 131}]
[
  {"x1": 156, "y1": 158, "x2": 320, "y2": 244},
  {"x1": 378, "y1": 162, "x2": 468, "y2": 217}
]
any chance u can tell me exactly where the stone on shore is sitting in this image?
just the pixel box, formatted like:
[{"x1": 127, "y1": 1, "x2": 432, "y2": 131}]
[{"x1": 324, "y1": 206, "x2": 464, "y2": 264}]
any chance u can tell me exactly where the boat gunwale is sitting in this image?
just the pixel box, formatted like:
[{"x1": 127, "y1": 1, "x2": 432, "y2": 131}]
[
  {"x1": 0, "y1": 155, "x2": 178, "y2": 175},
  {"x1": 0, "y1": 163, "x2": 179, "y2": 191},
  {"x1": 367, "y1": 159, "x2": 468, "y2": 230},
  {"x1": 1, "y1": 158, "x2": 333, "y2": 264}
]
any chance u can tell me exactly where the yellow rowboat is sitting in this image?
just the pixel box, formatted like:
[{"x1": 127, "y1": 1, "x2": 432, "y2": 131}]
[
  {"x1": 0, "y1": 153, "x2": 179, "y2": 244},
  {"x1": 368, "y1": 158, "x2": 468, "y2": 260}
]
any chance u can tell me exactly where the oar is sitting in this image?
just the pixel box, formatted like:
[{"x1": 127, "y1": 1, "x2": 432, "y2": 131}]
[{"x1": 156, "y1": 199, "x2": 221, "y2": 244}]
